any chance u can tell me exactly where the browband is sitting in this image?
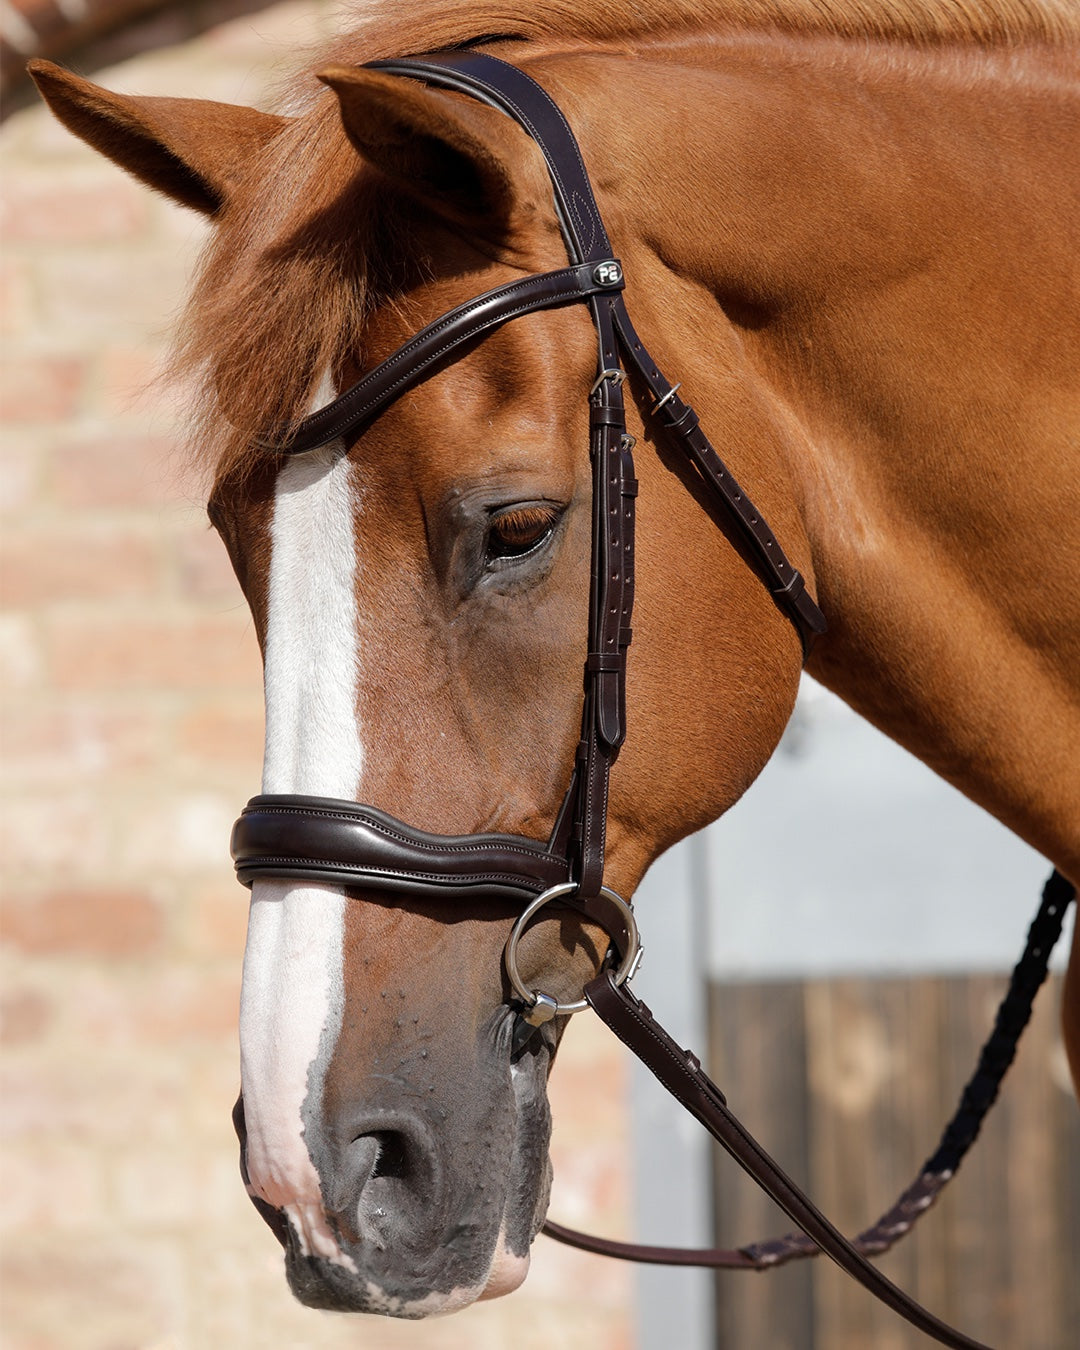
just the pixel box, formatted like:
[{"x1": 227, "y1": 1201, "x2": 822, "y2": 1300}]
[{"x1": 259, "y1": 261, "x2": 626, "y2": 454}]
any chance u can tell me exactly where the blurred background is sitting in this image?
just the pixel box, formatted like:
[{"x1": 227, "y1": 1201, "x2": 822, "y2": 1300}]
[{"x1": 2, "y1": 4, "x2": 1076, "y2": 1348}]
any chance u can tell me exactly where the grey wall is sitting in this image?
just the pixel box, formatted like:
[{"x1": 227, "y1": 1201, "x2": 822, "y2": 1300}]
[{"x1": 703, "y1": 676, "x2": 1069, "y2": 980}]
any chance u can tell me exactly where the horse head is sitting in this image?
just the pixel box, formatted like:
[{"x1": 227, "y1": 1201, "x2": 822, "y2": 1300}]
[{"x1": 32, "y1": 53, "x2": 812, "y2": 1314}]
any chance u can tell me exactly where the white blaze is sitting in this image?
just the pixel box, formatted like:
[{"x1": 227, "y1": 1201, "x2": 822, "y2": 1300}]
[{"x1": 239, "y1": 441, "x2": 361, "y2": 1267}]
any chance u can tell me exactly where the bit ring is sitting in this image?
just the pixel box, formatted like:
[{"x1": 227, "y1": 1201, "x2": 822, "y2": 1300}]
[{"x1": 504, "y1": 881, "x2": 641, "y2": 1017}]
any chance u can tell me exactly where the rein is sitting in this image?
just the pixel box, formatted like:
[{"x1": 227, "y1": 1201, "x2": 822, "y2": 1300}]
[{"x1": 228, "y1": 51, "x2": 1076, "y2": 1349}]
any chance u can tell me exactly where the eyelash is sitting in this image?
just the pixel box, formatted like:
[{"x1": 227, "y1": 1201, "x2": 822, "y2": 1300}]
[{"x1": 485, "y1": 505, "x2": 561, "y2": 563}]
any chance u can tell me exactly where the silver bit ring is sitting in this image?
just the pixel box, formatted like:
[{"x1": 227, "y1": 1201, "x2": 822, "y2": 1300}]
[{"x1": 504, "y1": 881, "x2": 641, "y2": 1018}]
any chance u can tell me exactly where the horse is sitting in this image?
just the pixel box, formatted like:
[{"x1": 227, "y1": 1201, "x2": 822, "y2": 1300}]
[{"x1": 30, "y1": 0, "x2": 1080, "y2": 1323}]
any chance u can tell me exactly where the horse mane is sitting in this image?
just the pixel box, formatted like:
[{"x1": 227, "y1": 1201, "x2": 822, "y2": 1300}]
[
  {"x1": 175, "y1": 0, "x2": 1077, "y2": 486},
  {"x1": 335, "y1": 0, "x2": 1078, "y2": 57}
]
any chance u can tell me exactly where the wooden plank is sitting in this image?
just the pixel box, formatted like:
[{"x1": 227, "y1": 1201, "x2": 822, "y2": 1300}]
[
  {"x1": 707, "y1": 974, "x2": 1079, "y2": 1349},
  {"x1": 710, "y1": 981, "x2": 814, "y2": 1350}
]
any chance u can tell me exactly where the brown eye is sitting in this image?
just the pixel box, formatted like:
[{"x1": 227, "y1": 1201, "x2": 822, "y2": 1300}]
[{"x1": 486, "y1": 504, "x2": 560, "y2": 562}]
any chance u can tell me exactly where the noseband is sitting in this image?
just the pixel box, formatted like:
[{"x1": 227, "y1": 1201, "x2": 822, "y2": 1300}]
[{"x1": 227, "y1": 53, "x2": 1071, "y2": 1350}]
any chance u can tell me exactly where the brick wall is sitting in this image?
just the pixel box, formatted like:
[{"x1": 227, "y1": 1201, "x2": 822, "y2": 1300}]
[{"x1": 0, "y1": 6, "x2": 634, "y2": 1347}]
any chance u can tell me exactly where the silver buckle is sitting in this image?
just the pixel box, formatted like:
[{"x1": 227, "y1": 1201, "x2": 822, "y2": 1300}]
[
  {"x1": 652, "y1": 382, "x2": 682, "y2": 413},
  {"x1": 590, "y1": 368, "x2": 627, "y2": 397}
]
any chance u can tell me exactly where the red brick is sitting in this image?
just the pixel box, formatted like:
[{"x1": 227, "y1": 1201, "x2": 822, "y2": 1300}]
[
  {"x1": 40, "y1": 255, "x2": 194, "y2": 339},
  {"x1": 173, "y1": 523, "x2": 244, "y2": 601},
  {"x1": 176, "y1": 698, "x2": 264, "y2": 772},
  {"x1": 114, "y1": 1149, "x2": 240, "y2": 1224},
  {"x1": 0, "y1": 1240, "x2": 181, "y2": 1347},
  {"x1": 0, "y1": 702, "x2": 161, "y2": 781},
  {"x1": 1, "y1": 177, "x2": 149, "y2": 243},
  {"x1": 0, "y1": 613, "x2": 44, "y2": 688},
  {"x1": 98, "y1": 344, "x2": 168, "y2": 418},
  {"x1": 115, "y1": 789, "x2": 236, "y2": 875},
  {"x1": 46, "y1": 611, "x2": 261, "y2": 690},
  {"x1": 1, "y1": 888, "x2": 165, "y2": 958},
  {"x1": 0, "y1": 1144, "x2": 107, "y2": 1229},
  {"x1": 0, "y1": 353, "x2": 85, "y2": 422},
  {"x1": 76, "y1": 967, "x2": 240, "y2": 1046},
  {"x1": 0, "y1": 794, "x2": 109, "y2": 873},
  {"x1": 50, "y1": 430, "x2": 186, "y2": 508},
  {"x1": 0, "y1": 438, "x2": 40, "y2": 515},
  {"x1": 184, "y1": 879, "x2": 250, "y2": 959},
  {"x1": 0, "y1": 988, "x2": 54, "y2": 1046},
  {"x1": 0, "y1": 525, "x2": 160, "y2": 606},
  {"x1": 2, "y1": 1057, "x2": 189, "y2": 1144},
  {"x1": 0, "y1": 256, "x2": 34, "y2": 338}
]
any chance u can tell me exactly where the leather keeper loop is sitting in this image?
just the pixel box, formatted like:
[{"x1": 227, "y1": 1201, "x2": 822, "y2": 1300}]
[
  {"x1": 594, "y1": 671, "x2": 626, "y2": 750},
  {"x1": 662, "y1": 402, "x2": 700, "y2": 434},
  {"x1": 772, "y1": 571, "x2": 807, "y2": 601}
]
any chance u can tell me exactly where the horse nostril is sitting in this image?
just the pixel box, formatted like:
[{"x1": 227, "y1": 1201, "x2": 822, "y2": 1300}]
[
  {"x1": 347, "y1": 1130, "x2": 411, "y2": 1192},
  {"x1": 331, "y1": 1128, "x2": 423, "y2": 1243},
  {"x1": 369, "y1": 1131, "x2": 409, "y2": 1181}
]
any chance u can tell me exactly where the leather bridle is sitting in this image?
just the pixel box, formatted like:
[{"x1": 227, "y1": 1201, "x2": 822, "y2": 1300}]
[
  {"x1": 231, "y1": 49, "x2": 826, "y2": 928},
  {"x1": 229, "y1": 52, "x2": 1075, "y2": 1350}
]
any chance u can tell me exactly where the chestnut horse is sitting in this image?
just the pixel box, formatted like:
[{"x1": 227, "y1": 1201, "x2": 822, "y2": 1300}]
[{"x1": 32, "y1": 0, "x2": 1079, "y2": 1320}]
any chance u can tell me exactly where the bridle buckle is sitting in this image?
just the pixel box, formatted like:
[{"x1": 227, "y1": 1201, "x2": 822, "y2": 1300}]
[{"x1": 590, "y1": 367, "x2": 627, "y2": 397}]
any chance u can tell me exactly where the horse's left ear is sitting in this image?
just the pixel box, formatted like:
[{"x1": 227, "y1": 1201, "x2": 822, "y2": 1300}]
[
  {"x1": 319, "y1": 65, "x2": 527, "y2": 231},
  {"x1": 28, "y1": 60, "x2": 289, "y2": 216}
]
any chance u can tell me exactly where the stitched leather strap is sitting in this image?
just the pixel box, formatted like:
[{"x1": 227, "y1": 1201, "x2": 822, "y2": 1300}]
[
  {"x1": 612, "y1": 300, "x2": 827, "y2": 654},
  {"x1": 231, "y1": 794, "x2": 636, "y2": 952},
  {"x1": 370, "y1": 53, "x2": 616, "y2": 268},
  {"x1": 232, "y1": 795, "x2": 569, "y2": 899},
  {"x1": 543, "y1": 874, "x2": 1073, "y2": 1338},
  {"x1": 264, "y1": 262, "x2": 624, "y2": 453},
  {"x1": 572, "y1": 299, "x2": 636, "y2": 896}
]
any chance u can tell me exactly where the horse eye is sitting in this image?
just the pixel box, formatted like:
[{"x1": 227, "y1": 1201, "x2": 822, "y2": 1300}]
[{"x1": 486, "y1": 504, "x2": 561, "y2": 563}]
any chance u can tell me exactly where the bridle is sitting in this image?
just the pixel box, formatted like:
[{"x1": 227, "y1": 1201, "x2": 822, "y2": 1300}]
[
  {"x1": 232, "y1": 49, "x2": 826, "y2": 940},
  {"x1": 229, "y1": 51, "x2": 1075, "y2": 1350}
]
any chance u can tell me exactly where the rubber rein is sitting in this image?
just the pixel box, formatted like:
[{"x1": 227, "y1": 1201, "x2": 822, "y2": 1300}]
[{"x1": 229, "y1": 51, "x2": 1077, "y2": 1349}]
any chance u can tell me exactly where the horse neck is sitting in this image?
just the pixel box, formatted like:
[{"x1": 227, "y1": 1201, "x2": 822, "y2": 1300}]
[{"x1": 554, "y1": 36, "x2": 1080, "y2": 877}]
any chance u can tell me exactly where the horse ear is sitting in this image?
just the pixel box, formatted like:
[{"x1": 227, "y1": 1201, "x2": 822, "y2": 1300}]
[
  {"x1": 27, "y1": 60, "x2": 288, "y2": 217},
  {"x1": 319, "y1": 65, "x2": 524, "y2": 230}
]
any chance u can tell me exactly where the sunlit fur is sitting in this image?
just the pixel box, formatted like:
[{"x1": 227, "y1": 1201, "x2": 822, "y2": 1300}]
[{"x1": 30, "y1": 0, "x2": 1080, "y2": 1318}]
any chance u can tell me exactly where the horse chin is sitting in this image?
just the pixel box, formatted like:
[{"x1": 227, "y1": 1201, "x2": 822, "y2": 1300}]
[
  {"x1": 281, "y1": 1232, "x2": 531, "y2": 1317},
  {"x1": 477, "y1": 1235, "x2": 531, "y2": 1300}
]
